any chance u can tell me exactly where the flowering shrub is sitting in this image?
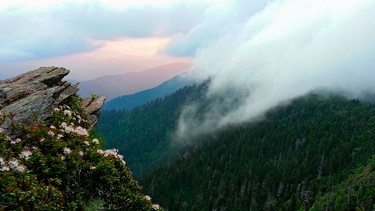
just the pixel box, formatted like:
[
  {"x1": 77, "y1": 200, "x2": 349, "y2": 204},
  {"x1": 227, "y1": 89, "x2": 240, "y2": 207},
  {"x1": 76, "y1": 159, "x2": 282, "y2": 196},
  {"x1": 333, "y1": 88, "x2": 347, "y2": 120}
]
[{"x1": 0, "y1": 97, "x2": 162, "y2": 210}]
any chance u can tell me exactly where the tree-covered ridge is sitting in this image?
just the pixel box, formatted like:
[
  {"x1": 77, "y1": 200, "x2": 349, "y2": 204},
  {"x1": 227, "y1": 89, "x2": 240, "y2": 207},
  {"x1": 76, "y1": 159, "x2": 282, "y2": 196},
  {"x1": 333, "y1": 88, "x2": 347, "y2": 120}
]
[
  {"x1": 0, "y1": 96, "x2": 161, "y2": 210},
  {"x1": 96, "y1": 83, "x2": 207, "y2": 178},
  {"x1": 138, "y1": 93, "x2": 375, "y2": 210}
]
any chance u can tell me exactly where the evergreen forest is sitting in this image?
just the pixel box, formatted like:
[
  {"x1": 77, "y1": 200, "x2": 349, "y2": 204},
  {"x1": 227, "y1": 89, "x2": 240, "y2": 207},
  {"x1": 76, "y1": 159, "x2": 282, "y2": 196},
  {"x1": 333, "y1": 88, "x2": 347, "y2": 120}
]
[{"x1": 97, "y1": 83, "x2": 375, "y2": 210}]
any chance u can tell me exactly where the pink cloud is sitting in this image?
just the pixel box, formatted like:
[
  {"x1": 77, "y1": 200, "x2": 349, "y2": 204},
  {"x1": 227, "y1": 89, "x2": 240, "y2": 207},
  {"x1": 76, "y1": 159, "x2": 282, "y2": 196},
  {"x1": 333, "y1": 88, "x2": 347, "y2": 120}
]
[{"x1": 1, "y1": 37, "x2": 191, "y2": 81}]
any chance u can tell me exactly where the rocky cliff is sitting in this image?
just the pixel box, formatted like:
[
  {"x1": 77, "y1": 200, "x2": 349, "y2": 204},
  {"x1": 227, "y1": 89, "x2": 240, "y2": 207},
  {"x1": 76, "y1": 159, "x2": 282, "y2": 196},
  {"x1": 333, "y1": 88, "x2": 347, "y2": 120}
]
[
  {"x1": 0, "y1": 67, "x2": 106, "y2": 135},
  {"x1": 0, "y1": 67, "x2": 161, "y2": 210}
]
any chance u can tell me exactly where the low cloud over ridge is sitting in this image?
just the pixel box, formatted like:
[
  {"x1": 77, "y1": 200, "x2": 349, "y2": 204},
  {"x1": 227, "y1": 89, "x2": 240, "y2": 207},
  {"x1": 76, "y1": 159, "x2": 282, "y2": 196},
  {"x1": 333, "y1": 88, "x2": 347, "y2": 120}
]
[{"x1": 175, "y1": 0, "x2": 375, "y2": 140}]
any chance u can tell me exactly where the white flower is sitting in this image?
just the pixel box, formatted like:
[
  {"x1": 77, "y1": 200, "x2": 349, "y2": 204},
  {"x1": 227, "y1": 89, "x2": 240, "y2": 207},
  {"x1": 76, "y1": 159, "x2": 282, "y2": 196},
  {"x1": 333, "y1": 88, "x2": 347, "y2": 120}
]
[
  {"x1": 40, "y1": 138, "x2": 45, "y2": 142},
  {"x1": 60, "y1": 122, "x2": 88, "y2": 137},
  {"x1": 90, "y1": 166, "x2": 96, "y2": 170},
  {"x1": 79, "y1": 151, "x2": 84, "y2": 157},
  {"x1": 0, "y1": 166, "x2": 10, "y2": 171},
  {"x1": 74, "y1": 126, "x2": 88, "y2": 136},
  {"x1": 48, "y1": 130, "x2": 55, "y2": 136},
  {"x1": 84, "y1": 141, "x2": 90, "y2": 146},
  {"x1": 20, "y1": 150, "x2": 32, "y2": 160},
  {"x1": 10, "y1": 138, "x2": 22, "y2": 145},
  {"x1": 145, "y1": 195, "x2": 152, "y2": 201},
  {"x1": 15, "y1": 165, "x2": 26, "y2": 173},
  {"x1": 63, "y1": 110, "x2": 72, "y2": 116},
  {"x1": 53, "y1": 108, "x2": 60, "y2": 112},
  {"x1": 0, "y1": 157, "x2": 4, "y2": 165},
  {"x1": 57, "y1": 134, "x2": 64, "y2": 139},
  {"x1": 50, "y1": 125, "x2": 56, "y2": 130},
  {"x1": 92, "y1": 139, "x2": 99, "y2": 145},
  {"x1": 152, "y1": 204, "x2": 161, "y2": 210},
  {"x1": 8, "y1": 158, "x2": 20, "y2": 168},
  {"x1": 97, "y1": 149, "x2": 126, "y2": 165},
  {"x1": 63, "y1": 147, "x2": 72, "y2": 155},
  {"x1": 7, "y1": 158, "x2": 26, "y2": 172}
]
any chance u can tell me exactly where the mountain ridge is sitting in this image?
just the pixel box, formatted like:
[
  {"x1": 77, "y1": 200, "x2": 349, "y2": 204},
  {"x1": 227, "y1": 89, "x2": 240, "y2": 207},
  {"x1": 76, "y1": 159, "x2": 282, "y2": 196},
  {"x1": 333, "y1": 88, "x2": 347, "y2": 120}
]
[
  {"x1": 78, "y1": 62, "x2": 191, "y2": 100},
  {"x1": 103, "y1": 73, "x2": 194, "y2": 111}
]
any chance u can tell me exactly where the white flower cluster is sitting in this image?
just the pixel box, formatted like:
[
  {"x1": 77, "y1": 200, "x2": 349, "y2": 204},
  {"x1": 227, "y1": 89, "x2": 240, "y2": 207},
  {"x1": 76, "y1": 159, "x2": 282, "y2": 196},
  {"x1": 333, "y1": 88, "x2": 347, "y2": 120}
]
[
  {"x1": 54, "y1": 106, "x2": 86, "y2": 124},
  {"x1": 92, "y1": 138, "x2": 99, "y2": 145},
  {"x1": 63, "y1": 147, "x2": 72, "y2": 155},
  {"x1": 63, "y1": 110, "x2": 72, "y2": 117},
  {"x1": 59, "y1": 122, "x2": 88, "y2": 137},
  {"x1": 0, "y1": 157, "x2": 27, "y2": 173},
  {"x1": 19, "y1": 149, "x2": 32, "y2": 160},
  {"x1": 9, "y1": 138, "x2": 22, "y2": 145},
  {"x1": 97, "y1": 149, "x2": 126, "y2": 165},
  {"x1": 145, "y1": 194, "x2": 162, "y2": 210},
  {"x1": 152, "y1": 204, "x2": 161, "y2": 210}
]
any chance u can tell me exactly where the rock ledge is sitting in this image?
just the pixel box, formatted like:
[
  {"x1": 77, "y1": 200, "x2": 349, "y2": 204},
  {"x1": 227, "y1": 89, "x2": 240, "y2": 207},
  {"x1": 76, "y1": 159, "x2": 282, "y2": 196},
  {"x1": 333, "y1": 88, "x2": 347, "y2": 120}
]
[{"x1": 0, "y1": 67, "x2": 106, "y2": 134}]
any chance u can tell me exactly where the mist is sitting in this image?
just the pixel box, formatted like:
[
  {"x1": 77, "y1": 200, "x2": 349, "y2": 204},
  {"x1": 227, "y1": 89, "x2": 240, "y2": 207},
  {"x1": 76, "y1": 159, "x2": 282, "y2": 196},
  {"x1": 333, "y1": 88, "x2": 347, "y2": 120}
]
[{"x1": 175, "y1": 0, "x2": 375, "y2": 140}]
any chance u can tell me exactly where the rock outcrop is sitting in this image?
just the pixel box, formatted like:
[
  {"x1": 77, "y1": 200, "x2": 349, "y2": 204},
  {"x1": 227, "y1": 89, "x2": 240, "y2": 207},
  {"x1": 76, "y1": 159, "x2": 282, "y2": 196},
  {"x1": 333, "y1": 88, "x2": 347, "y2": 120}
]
[{"x1": 0, "y1": 67, "x2": 106, "y2": 134}]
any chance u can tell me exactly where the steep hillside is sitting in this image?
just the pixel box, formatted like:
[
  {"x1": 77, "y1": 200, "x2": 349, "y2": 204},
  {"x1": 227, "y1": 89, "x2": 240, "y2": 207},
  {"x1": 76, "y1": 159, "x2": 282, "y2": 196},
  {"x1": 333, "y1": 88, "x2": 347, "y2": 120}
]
[
  {"x1": 312, "y1": 155, "x2": 375, "y2": 210},
  {"x1": 103, "y1": 73, "x2": 194, "y2": 111},
  {"x1": 78, "y1": 63, "x2": 191, "y2": 100},
  {"x1": 138, "y1": 94, "x2": 375, "y2": 210},
  {"x1": 97, "y1": 78, "x2": 375, "y2": 210},
  {"x1": 96, "y1": 83, "x2": 207, "y2": 177}
]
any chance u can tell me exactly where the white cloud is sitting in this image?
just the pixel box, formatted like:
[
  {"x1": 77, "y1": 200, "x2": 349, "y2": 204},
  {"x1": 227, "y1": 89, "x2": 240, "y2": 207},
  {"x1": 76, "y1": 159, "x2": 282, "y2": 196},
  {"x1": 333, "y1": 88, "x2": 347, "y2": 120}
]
[
  {"x1": 0, "y1": 0, "x2": 209, "y2": 64},
  {"x1": 164, "y1": 0, "x2": 269, "y2": 56},
  {"x1": 175, "y1": 0, "x2": 375, "y2": 140}
]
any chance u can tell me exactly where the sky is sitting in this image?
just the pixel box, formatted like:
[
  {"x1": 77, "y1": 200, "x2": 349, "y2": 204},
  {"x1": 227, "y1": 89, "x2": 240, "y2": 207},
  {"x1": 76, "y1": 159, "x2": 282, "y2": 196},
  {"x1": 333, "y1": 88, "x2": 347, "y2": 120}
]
[
  {"x1": 1, "y1": 0, "x2": 375, "y2": 138},
  {"x1": 0, "y1": 0, "x2": 217, "y2": 80}
]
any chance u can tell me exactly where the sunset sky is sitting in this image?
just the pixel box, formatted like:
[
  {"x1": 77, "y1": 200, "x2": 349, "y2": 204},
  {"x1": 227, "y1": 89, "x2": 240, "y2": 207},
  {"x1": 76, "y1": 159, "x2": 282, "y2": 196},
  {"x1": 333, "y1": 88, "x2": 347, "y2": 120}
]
[
  {"x1": 1, "y1": 0, "x2": 374, "y2": 85},
  {"x1": 1, "y1": 0, "x2": 213, "y2": 80}
]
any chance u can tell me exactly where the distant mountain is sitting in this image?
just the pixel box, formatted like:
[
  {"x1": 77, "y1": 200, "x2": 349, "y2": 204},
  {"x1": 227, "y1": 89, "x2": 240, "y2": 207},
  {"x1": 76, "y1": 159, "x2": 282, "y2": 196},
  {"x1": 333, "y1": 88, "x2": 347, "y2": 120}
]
[
  {"x1": 78, "y1": 63, "x2": 191, "y2": 100},
  {"x1": 102, "y1": 73, "x2": 194, "y2": 111}
]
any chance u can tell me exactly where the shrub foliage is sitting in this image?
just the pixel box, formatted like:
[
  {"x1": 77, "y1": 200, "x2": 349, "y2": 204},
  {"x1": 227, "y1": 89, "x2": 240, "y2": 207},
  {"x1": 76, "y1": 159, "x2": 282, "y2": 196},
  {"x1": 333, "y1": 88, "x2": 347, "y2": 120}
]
[{"x1": 0, "y1": 96, "x2": 161, "y2": 210}]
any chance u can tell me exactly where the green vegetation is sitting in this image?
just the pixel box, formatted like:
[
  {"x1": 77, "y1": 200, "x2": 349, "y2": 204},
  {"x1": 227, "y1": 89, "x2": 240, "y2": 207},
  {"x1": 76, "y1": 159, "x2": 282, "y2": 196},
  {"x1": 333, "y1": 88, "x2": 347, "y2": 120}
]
[
  {"x1": 97, "y1": 82, "x2": 375, "y2": 210},
  {"x1": 97, "y1": 84, "x2": 206, "y2": 177},
  {"x1": 138, "y1": 94, "x2": 375, "y2": 210},
  {"x1": 0, "y1": 96, "x2": 161, "y2": 210},
  {"x1": 312, "y1": 155, "x2": 375, "y2": 210}
]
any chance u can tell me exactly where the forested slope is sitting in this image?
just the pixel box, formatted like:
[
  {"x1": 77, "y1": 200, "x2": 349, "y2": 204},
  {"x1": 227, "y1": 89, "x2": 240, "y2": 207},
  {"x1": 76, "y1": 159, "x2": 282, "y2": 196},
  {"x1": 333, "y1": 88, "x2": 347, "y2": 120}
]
[
  {"x1": 97, "y1": 80, "x2": 375, "y2": 210},
  {"x1": 96, "y1": 83, "x2": 207, "y2": 177},
  {"x1": 138, "y1": 94, "x2": 375, "y2": 210}
]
